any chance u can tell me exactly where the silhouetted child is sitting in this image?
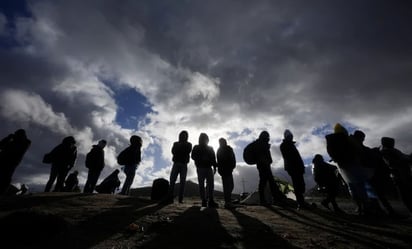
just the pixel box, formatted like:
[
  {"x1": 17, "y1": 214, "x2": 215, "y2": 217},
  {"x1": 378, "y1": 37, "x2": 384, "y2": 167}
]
[
  {"x1": 0, "y1": 129, "x2": 31, "y2": 194},
  {"x1": 217, "y1": 138, "x2": 236, "y2": 209},
  {"x1": 312, "y1": 154, "x2": 344, "y2": 213},
  {"x1": 63, "y1": 170, "x2": 79, "y2": 192},
  {"x1": 191, "y1": 133, "x2": 218, "y2": 208},
  {"x1": 95, "y1": 169, "x2": 121, "y2": 194}
]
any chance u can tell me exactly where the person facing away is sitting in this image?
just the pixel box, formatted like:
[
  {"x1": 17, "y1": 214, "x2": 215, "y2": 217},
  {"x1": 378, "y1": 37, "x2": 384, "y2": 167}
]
[
  {"x1": 84, "y1": 140, "x2": 107, "y2": 193},
  {"x1": 280, "y1": 129, "x2": 309, "y2": 209},
  {"x1": 217, "y1": 138, "x2": 236, "y2": 209},
  {"x1": 353, "y1": 130, "x2": 395, "y2": 215},
  {"x1": 326, "y1": 123, "x2": 368, "y2": 215},
  {"x1": 191, "y1": 133, "x2": 219, "y2": 208},
  {"x1": 95, "y1": 169, "x2": 121, "y2": 194},
  {"x1": 168, "y1": 130, "x2": 192, "y2": 203},
  {"x1": 0, "y1": 129, "x2": 31, "y2": 194},
  {"x1": 63, "y1": 170, "x2": 79, "y2": 192},
  {"x1": 253, "y1": 131, "x2": 285, "y2": 206},
  {"x1": 44, "y1": 136, "x2": 77, "y2": 192},
  {"x1": 380, "y1": 137, "x2": 412, "y2": 213},
  {"x1": 119, "y1": 135, "x2": 142, "y2": 195},
  {"x1": 312, "y1": 154, "x2": 344, "y2": 213}
]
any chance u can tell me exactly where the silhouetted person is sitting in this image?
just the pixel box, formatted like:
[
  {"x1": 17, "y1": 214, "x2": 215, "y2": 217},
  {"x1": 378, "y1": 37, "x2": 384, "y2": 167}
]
[
  {"x1": 44, "y1": 136, "x2": 77, "y2": 192},
  {"x1": 168, "y1": 131, "x2": 192, "y2": 203},
  {"x1": 95, "y1": 169, "x2": 121, "y2": 194},
  {"x1": 118, "y1": 135, "x2": 142, "y2": 195},
  {"x1": 312, "y1": 154, "x2": 344, "y2": 213},
  {"x1": 280, "y1": 129, "x2": 309, "y2": 210},
  {"x1": 0, "y1": 129, "x2": 31, "y2": 194},
  {"x1": 191, "y1": 133, "x2": 218, "y2": 208},
  {"x1": 326, "y1": 124, "x2": 368, "y2": 215},
  {"x1": 252, "y1": 131, "x2": 285, "y2": 206},
  {"x1": 380, "y1": 137, "x2": 412, "y2": 213},
  {"x1": 217, "y1": 138, "x2": 236, "y2": 209},
  {"x1": 353, "y1": 130, "x2": 395, "y2": 215},
  {"x1": 63, "y1": 170, "x2": 79, "y2": 192},
  {"x1": 84, "y1": 140, "x2": 107, "y2": 193}
]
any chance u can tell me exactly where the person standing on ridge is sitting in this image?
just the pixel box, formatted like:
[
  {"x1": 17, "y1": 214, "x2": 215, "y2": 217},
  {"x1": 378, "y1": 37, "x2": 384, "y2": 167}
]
[
  {"x1": 168, "y1": 131, "x2": 192, "y2": 203},
  {"x1": 217, "y1": 138, "x2": 236, "y2": 209},
  {"x1": 84, "y1": 139, "x2": 107, "y2": 193},
  {"x1": 118, "y1": 135, "x2": 142, "y2": 195},
  {"x1": 191, "y1": 133, "x2": 219, "y2": 208},
  {"x1": 280, "y1": 129, "x2": 310, "y2": 210}
]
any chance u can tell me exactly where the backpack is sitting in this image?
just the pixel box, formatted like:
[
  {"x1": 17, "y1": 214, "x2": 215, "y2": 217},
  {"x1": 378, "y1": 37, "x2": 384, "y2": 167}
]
[
  {"x1": 117, "y1": 148, "x2": 128, "y2": 165},
  {"x1": 325, "y1": 133, "x2": 354, "y2": 164},
  {"x1": 243, "y1": 141, "x2": 257, "y2": 165}
]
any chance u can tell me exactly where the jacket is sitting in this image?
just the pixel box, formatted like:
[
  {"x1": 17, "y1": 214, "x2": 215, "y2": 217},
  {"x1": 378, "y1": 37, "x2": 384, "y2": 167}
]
[
  {"x1": 280, "y1": 139, "x2": 304, "y2": 175},
  {"x1": 191, "y1": 144, "x2": 217, "y2": 169},
  {"x1": 172, "y1": 141, "x2": 192, "y2": 164},
  {"x1": 85, "y1": 145, "x2": 105, "y2": 171},
  {"x1": 217, "y1": 145, "x2": 236, "y2": 176}
]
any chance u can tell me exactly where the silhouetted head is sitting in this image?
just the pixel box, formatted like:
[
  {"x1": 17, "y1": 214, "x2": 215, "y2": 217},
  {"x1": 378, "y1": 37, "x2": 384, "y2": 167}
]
[
  {"x1": 312, "y1": 154, "x2": 324, "y2": 164},
  {"x1": 130, "y1": 135, "x2": 142, "y2": 146},
  {"x1": 381, "y1": 137, "x2": 395, "y2": 149},
  {"x1": 198, "y1": 133, "x2": 209, "y2": 145},
  {"x1": 258, "y1": 131, "x2": 270, "y2": 143},
  {"x1": 219, "y1": 138, "x2": 227, "y2": 147},
  {"x1": 98, "y1": 139, "x2": 107, "y2": 148},
  {"x1": 284, "y1": 129, "x2": 293, "y2": 141},
  {"x1": 353, "y1": 130, "x2": 365, "y2": 143},
  {"x1": 334, "y1": 123, "x2": 348, "y2": 135},
  {"x1": 178, "y1": 130, "x2": 189, "y2": 142},
  {"x1": 14, "y1": 129, "x2": 27, "y2": 139},
  {"x1": 62, "y1": 136, "x2": 76, "y2": 146}
]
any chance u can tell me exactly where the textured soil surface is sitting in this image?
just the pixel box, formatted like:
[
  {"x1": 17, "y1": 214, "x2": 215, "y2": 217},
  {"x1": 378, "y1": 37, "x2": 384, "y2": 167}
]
[{"x1": 0, "y1": 193, "x2": 411, "y2": 249}]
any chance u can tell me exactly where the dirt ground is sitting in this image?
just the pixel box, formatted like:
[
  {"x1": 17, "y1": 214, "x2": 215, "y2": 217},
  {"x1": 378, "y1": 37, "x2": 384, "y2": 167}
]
[{"x1": 0, "y1": 193, "x2": 411, "y2": 249}]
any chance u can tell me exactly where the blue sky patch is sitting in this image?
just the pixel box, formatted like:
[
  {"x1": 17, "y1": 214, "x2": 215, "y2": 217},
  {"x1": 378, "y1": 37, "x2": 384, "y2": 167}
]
[{"x1": 115, "y1": 88, "x2": 153, "y2": 130}]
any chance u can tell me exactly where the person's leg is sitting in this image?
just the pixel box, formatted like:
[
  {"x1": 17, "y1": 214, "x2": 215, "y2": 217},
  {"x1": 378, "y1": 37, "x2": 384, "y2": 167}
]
[
  {"x1": 291, "y1": 173, "x2": 306, "y2": 206},
  {"x1": 178, "y1": 164, "x2": 188, "y2": 203},
  {"x1": 45, "y1": 165, "x2": 58, "y2": 192},
  {"x1": 168, "y1": 163, "x2": 179, "y2": 199},
  {"x1": 54, "y1": 167, "x2": 69, "y2": 192},
  {"x1": 121, "y1": 165, "x2": 136, "y2": 195},
  {"x1": 258, "y1": 167, "x2": 269, "y2": 205},
  {"x1": 206, "y1": 168, "x2": 217, "y2": 207},
  {"x1": 197, "y1": 168, "x2": 207, "y2": 206}
]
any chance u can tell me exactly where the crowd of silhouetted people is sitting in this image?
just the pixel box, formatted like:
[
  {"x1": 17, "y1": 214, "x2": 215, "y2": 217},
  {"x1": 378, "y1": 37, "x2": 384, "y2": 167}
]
[{"x1": 1, "y1": 125, "x2": 411, "y2": 217}]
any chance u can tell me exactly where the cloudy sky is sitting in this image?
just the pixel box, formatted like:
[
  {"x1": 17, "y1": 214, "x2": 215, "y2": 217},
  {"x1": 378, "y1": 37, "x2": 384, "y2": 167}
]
[{"x1": 1, "y1": 0, "x2": 411, "y2": 193}]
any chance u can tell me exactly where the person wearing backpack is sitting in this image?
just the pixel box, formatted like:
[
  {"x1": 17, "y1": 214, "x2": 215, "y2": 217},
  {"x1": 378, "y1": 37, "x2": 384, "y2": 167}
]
[
  {"x1": 250, "y1": 131, "x2": 285, "y2": 206},
  {"x1": 191, "y1": 133, "x2": 218, "y2": 208},
  {"x1": 280, "y1": 129, "x2": 310, "y2": 210},
  {"x1": 217, "y1": 138, "x2": 236, "y2": 209},
  {"x1": 118, "y1": 135, "x2": 142, "y2": 195},
  {"x1": 84, "y1": 140, "x2": 107, "y2": 193},
  {"x1": 44, "y1": 136, "x2": 77, "y2": 192}
]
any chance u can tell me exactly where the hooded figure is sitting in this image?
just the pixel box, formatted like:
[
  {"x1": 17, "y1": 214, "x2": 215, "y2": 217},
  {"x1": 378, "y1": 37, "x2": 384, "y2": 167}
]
[
  {"x1": 44, "y1": 136, "x2": 77, "y2": 192},
  {"x1": 191, "y1": 133, "x2": 218, "y2": 208},
  {"x1": 280, "y1": 129, "x2": 308, "y2": 209},
  {"x1": 167, "y1": 131, "x2": 192, "y2": 203},
  {"x1": 217, "y1": 138, "x2": 236, "y2": 208},
  {"x1": 252, "y1": 131, "x2": 285, "y2": 206},
  {"x1": 119, "y1": 135, "x2": 142, "y2": 195},
  {"x1": 84, "y1": 140, "x2": 107, "y2": 193}
]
